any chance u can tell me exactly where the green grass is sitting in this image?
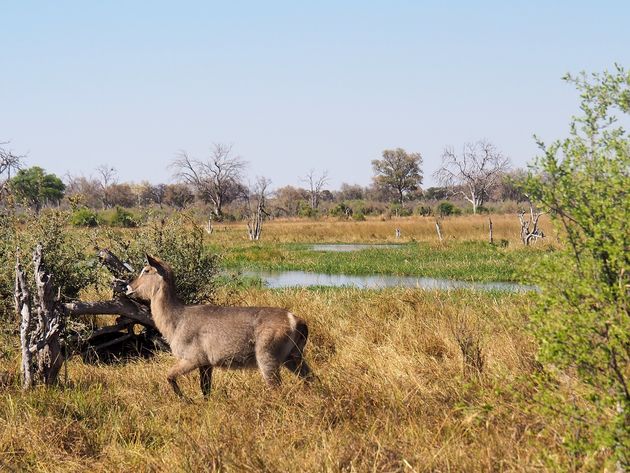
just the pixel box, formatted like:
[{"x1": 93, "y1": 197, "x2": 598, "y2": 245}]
[{"x1": 212, "y1": 240, "x2": 546, "y2": 282}]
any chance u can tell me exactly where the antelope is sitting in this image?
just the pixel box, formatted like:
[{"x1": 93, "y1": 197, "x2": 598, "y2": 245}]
[{"x1": 126, "y1": 255, "x2": 313, "y2": 398}]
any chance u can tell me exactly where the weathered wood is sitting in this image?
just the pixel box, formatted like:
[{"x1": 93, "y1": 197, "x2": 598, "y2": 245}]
[
  {"x1": 63, "y1": 297, "x2": 156, "y2": 329},
  {"x1": 488, "y1": 216, "x2": 494, "y2": 244},
  {"x1": 98, "y1": 249, "x2": 134, "y2": 278},
  {"x1": 518, "y1": 205, "x2": 545, "y2": 245},
  {"x1": 435, "y1": 219, "x2": 443, "y2": 242},
  {"x1": 15, "y1": 254, "x2": 33, "y2": 389},
  {"x1": 247, "y1": 178, "x2": 270, "y2": 241},
  {"x1": 32, "y1": 243, "x2": 64, "y2": 385},
  {"x1": 87, "y1": 333, "x2": 134, "y2": 353}
]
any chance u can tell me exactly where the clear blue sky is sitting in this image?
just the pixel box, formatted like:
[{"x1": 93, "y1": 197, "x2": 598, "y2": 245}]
[{"x1": 1, "y1": 1, "x2": 628, "y2": 189}]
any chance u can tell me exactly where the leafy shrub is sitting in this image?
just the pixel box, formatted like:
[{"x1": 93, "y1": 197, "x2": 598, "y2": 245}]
[
  {"x1": 416, "y1": 205, "x2": 433, "y2": 217},
  {"x1": 108, "y1": 206, "x2": 138, "y2": 227},
  {"x1": 103, "y1": 213, "x2": 219, "y2": 305},
  {"x1": 70, "y1": 208, "x2": 100, "y2": 227},
  {"x1": 297, "y1": 202, "x2": 318, "y2": 219},
  {"x1": 330, "y1": 202, "x2": 351, "y2": 218},
  {"x1": 352, "y1": 211, "x2": 366, "y2": 221},
  {"x1": 389, "y1": 203, "x2": 412, "y2": 217},
  {"x1": 437, "y1": 201, "x2": 460, "y2": 217},
  {"x1": 0, "y1": 211, "x2": 17, "y2": 320},
  {"x1": 8, "y1": 210, "x2": 100, "y2": 305},
  {"x1": 527, "y1": 66, "x2": 629, "y2": 468}
]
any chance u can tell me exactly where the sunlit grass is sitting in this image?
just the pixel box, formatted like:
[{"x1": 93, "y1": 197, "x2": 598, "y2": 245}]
[{"x1": 0, "y1": 288, "x2": 573, "y2": 471}]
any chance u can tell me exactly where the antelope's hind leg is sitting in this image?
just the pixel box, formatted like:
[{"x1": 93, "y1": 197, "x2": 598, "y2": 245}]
[
  {"x1": 199, "y1": 365, "x2": 213, "y2": 397},
  {"x1": 284, "y1": 354, "x2": 314, "y2": 382},
  {"x1": 167, "y1": 359, "x2": 199, "y2": 399}
]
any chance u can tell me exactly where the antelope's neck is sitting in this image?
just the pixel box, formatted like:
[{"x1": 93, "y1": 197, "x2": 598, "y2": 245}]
[{"x1": 149, "y1": 288, "x2": 183, "y2": 341}]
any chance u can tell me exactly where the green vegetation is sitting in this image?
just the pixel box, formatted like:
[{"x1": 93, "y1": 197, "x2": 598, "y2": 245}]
[
  {"x1": 527, "y1": 65, "x2": 629, "y2": 467},
  {"x1": 9, "y1": 166, "x2": 65, "y2": 212},
  {"x1": 70, "y1": 207, "x2": 100, "y2": 227},
  {"x1": 213, "y1": 241, "x2": 544, "y2": 282}
]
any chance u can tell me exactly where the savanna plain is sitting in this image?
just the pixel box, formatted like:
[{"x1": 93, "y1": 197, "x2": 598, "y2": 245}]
[{"x1": 0, "y1": 215, "x2": 581, "y2": 471}]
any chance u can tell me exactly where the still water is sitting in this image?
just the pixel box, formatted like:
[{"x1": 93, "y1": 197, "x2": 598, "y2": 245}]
[{"x1": 244, "y1": 270, "x2": 535, "y2": 292}]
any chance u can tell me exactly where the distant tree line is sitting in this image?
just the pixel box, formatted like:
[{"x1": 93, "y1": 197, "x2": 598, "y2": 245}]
[{"x1": 0, "y1": 139, "x2": 529, "y2": 220}]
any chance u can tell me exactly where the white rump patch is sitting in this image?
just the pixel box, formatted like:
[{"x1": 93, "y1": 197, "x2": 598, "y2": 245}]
[{"x1": 287, "y1": 312, "x2": 297, "y2": 331}]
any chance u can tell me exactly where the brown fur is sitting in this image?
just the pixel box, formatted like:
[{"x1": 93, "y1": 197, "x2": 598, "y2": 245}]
[{"x1": 126, "y1": 255, "x2": 313, "y2": 398}]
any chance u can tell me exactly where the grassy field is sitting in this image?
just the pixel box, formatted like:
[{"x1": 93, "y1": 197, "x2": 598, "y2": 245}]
[
  {"x1": 0, "y1": 288, "x2": 574, "y2": 472},
  {"x1": 210, "y1": 214, "x2": 551, "y2": 245},
  {"x1": 211, "y1": 215, "x2": 553, "y2": 283},
  {"x1": 0, "y1": 214, "x2": 578, "y2": 471}
]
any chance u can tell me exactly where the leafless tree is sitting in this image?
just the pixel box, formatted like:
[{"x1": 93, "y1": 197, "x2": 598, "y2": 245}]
[
  {"x1": 0, "y1": 141, "x2": 24, "y2": 198},
  {"x1": 171, "y1": 143, "x2": 247, "y2": 219},
  {"x1": 246, "y1": 177, "x2": 271, "y2": 241},
  {"x1": 518, "y1": 204, "x2": 545, "y2": 245},
  {"x1": 64, "y1": 175, "x2": 103, "y2": 209},
  {"x1": 163, "y1": 183, "x2": 194, "y2": 210},
  {"x1": 434, "y1": 140, "x2": 510, "y2": 214},
  {"x1": 95, "y1": 164, "x2": 118, "y2": 209},
  {"x1": 301, "y1": 169, "x2": 329, "y2": 210}
]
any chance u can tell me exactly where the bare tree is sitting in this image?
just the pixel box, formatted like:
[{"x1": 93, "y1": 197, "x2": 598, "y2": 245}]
[
  {"x1": 518, "y1": 204, "x2": 545, "y2": 245},
  {"x1": 64, "y1": 175, "x2": 102, "y2": 209},
  {"x1": 371, "y1": 148, "x2": 423, "y2": 206},
  {"x1": 246, "y1": 177, "x2": 271, "y2": 241},
  {"x1": 0, "y1": 141, "x2": 24, "y2": 198},
  {"x1": 301, "y1": 169, "x2": 329, "y2": 210},
  {"x1": 171, "y1": 143, "x2": 246, "y2": 219},
  {"x1": 434, "y1": 140, "x2": 510, "y2": 214},
  {"x1": 95, "y1": 164, "x2": 118, "y2": 209}
]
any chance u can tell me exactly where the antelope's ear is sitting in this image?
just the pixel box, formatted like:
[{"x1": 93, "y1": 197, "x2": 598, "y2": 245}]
[{"x1": 146, "y1": 254, "x2": 163, "y2": 271}]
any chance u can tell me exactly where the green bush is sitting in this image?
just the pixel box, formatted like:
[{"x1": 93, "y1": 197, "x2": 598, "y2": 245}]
[
  {"x1": 330, "y1": 202, "x2": 351, "y2": 218},
  {"x1": 527, "y1": 66, "x2": 629, "y2": 468},
  {"x1": 108, "y1": 206, "x2": 138, "y2": 227},
  {"x1": 352, "y1": 211, "x2": 366, "y2": 221},
  {"x1": 70, "y1": 208, "x2": 100, "y2": 227},
  {"x1": 297, "y1": 202, "x2": 318, "y2": 219},
  {"x1": 416, "y1": 205, "x2": 433, "y2": 217},
  {"x1": 102, "y1": 212, "x2": 219, "y2": 305},
  {"x1": 389, "y1": 203, "x2": 412, "y2": 217},
  {"x1": 437, "y1": 201, "x2": 460, "y2": 217}
]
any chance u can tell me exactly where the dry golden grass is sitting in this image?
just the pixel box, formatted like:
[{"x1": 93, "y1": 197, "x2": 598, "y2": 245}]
[
  {"x1": 210, "y1": 214, "x2": 554, "y2": 247},
  {"x1": 0, "y1": 288, "x2": 569, "y2": 472}
]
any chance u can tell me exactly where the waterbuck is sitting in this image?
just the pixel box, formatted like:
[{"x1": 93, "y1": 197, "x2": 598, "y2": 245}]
[{"x1": 126, "y1": 255, "x2": 313, "y2": 398}]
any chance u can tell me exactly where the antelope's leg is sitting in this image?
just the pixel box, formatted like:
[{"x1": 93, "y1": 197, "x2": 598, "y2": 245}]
[
  {"x1": 199, "y1": 365, "x2": 213, "y2": 397},
  {"x1": 167, "y1": 359, "x2": 199, "y2": 398},
  {"x1": 284, "y1": 355, "x2": 314, "y2": 382}
]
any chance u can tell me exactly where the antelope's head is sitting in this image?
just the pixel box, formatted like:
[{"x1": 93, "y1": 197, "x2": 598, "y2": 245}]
[{"x1": 126, "y1": 254, "x2": 174, "y2": 301}]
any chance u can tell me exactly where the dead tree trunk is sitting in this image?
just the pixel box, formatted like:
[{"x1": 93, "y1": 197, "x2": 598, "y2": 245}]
[
  {"x1": 32, "y1": 244, "x2": 64, "y2": 385},
  {"x1": 435, "y1": 219, "x2": 444, "y2": 242},
  {"x1": 247, "y1": 177, "x2": 270, "y2": 241},
  {"x1": 15, "y1": 244, "x2": 64, "y2": 388},
  {"x1": 247, "y1": 200, "x2": 264, "y2": 241},
  {"x1": 518, "y1": 205, "x2": 545, "y2": 245},
  {"x1": 488, "y1": 216, "x2": 494, "y2": 244},
  {"x1": 15, "y1": 254, "x2": 33, "y2": 389}
]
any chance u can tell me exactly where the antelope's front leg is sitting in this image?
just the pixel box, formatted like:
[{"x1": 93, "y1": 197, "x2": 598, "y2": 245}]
[{"x1": 167, "y1": 359, "x2": 199, "y2": 399}]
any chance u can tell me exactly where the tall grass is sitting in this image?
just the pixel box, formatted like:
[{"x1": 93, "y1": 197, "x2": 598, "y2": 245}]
[
  {"x1": 0, "y1": 288, "x2": 573, "y2": 471},
  {"x1": 209, "y1": 214, "x2": 553, "y2": 245}
]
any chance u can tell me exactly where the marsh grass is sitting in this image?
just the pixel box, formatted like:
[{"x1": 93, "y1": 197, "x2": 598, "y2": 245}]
[
  {"x1": 206, "y1": 215, "x2": 554, "y2": 283},
  {"x1": 0, "y1": 288, "x2": 573, "y2": 471},
  {"x1": 209, "y1": 214, "x2": 553, "y2": 245},
  {"x1": 215, "y1": 241, "x2": 541, "y2": 282}
]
